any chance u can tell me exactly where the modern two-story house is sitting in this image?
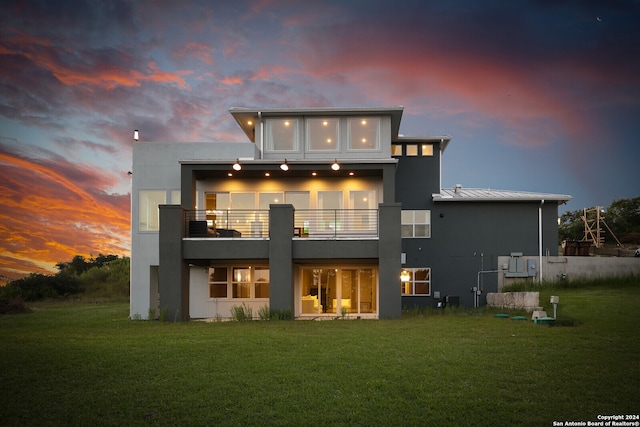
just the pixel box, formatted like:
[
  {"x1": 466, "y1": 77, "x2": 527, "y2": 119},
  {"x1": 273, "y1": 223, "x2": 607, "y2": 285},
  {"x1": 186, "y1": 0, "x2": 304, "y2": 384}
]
[{"x1": 130, "y1": 106, "x2": 570, "y2": 321}]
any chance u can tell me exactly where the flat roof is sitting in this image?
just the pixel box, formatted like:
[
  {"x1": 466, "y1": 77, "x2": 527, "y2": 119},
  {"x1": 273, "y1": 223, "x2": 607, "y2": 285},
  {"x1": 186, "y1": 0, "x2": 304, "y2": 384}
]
[
  {"x1": 433, "y1": 187, "x2": 572, "y2": 204},
  {"x1": 229, "y1": 106, "x2": 405, "y2": 143}
]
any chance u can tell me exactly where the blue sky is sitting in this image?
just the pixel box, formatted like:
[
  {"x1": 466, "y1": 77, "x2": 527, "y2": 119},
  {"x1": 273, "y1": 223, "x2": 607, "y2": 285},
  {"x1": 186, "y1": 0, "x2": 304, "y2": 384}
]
[{"x1": 1, "y1": 0, "x2": 639, "y2": 280}]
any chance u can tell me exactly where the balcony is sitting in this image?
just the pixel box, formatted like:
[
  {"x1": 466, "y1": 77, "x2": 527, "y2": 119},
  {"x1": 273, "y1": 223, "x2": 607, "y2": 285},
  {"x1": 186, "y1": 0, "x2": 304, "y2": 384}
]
[
  {"x1": 185, "y1": 210, "x2": 269, "y2": 238},
  {"x1": 184, "y1": 209, "x2": 379, "y2": 239},
  {"x1": 294, "y1": 209, "x2": 378, "y2": 239}
]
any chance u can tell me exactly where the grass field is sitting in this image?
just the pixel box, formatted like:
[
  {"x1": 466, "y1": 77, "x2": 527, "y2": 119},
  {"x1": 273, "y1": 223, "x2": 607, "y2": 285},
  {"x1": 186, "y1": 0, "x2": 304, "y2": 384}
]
[{"x1": 1, "y1": 278, "x2": 638, "y2": 426}]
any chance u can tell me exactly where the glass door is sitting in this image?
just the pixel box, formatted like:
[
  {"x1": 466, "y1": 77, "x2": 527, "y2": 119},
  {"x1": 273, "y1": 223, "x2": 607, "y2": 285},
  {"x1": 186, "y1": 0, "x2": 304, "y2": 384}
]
[{"x1": 300, "y1": 267, "x2": 377, "y2": 316}]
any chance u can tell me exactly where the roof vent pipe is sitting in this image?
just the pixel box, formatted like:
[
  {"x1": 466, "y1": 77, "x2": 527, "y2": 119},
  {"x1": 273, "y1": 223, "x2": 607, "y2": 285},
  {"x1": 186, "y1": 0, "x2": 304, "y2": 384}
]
[{"x1": 454, "y1": 184, "x2": 462, "y2": 193}]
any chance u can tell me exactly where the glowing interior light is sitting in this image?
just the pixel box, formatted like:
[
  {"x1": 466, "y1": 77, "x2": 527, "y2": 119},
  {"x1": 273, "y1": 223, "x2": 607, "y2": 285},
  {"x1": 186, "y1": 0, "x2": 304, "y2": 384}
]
[
  {"x1": 265, "y1": 172, "x2": 270, "y2": 177},
  {"x1": 311, "y1": 171, "x2": 317, "y2": 176},
  {"x1": 322, "y1": 121, "x2": 328, "y2": 126},
  {"x1": 361, "y1": 120, "x2": 367, "y2": 125},
  {"x1": 247, "y1": 120, "x2": 253, "y2": 125},
  {"x1": 327, "y1": 138, "x2": 332, "y2": 143},
  {"x1": 362, "y1": 138, "x2": 367, "y2": 143},
  {"x1": 284, "y1": 121, "x2": 290, "y2": 126}
]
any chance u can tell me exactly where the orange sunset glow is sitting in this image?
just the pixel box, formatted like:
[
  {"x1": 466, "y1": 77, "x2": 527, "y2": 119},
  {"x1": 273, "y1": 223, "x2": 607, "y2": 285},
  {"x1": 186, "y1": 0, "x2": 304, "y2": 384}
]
[{"x1": 1, "y1": 1, "x2": 639, "y2": 283}]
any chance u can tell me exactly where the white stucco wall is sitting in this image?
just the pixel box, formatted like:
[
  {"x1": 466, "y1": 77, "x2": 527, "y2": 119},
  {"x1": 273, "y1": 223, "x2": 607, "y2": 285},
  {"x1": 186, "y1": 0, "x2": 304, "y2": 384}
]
[{"x1": 130, "y1": 141, "x2": 255, "y2": 319}]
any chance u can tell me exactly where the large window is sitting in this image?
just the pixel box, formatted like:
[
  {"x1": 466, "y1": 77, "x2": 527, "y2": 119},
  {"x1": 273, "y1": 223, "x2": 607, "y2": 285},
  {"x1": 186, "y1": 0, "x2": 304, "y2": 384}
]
[
  {"x1": 208, "y1": 266, "x2": 269, "y2": 299},
  {"x1": 348, "y1": 117, "x2": 379, "y2": 150},
  {"x1": 307, "y1": 118, "x2": 339, "y2": 151},
  {"x1": 266, "y1": 118, "x2": 299, "y2": 151},
  {"x1": 139, "y1": 190, "x2": 166, "y2": 231},
  {"x1": 401, "y1": 268, "x2": 431, "y2": 295}
]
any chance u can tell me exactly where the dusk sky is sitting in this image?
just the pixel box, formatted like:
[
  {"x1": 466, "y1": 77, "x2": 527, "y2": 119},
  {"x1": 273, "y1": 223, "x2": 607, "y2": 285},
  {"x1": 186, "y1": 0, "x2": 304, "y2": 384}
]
[{"x1": 1, "y1": 0, "x2": 639, "y2": 282}]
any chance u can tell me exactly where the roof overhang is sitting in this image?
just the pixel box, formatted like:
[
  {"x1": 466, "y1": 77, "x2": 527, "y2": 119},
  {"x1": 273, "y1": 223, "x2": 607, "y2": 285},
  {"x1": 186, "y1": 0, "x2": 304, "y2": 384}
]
[
  {"x1": 180, "y1": 158, "x2": 398, "y2": 179},
  {"x1": 229, "y1": 106, "x2": 405, "y2": 143},
  {"x1": 432, "y1": 188, "x2": 572, "y2": 205}
]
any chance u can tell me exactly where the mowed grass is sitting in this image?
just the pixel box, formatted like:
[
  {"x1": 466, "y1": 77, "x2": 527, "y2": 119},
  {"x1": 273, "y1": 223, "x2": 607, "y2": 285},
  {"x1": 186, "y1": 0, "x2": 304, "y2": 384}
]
[{"x1": 1, "y1": 279, "x2": 639, "y2": 426}]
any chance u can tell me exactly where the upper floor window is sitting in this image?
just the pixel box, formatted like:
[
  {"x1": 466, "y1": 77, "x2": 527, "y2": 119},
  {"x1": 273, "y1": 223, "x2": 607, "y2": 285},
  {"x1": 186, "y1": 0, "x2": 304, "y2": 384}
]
[
  {"x1": 139, "y1": 190, "x2": 166, "y2": 231},
  {"x1": 406, "y1": 145, "x2": 418, "y2": 156},
  {"x1": 392, "y1": 144, "x2": 434, "y2": 156},
  {"x1": 422, "y1": 144, "x2": 433, "y2": 156},
  {"x1": 266, "y1": 119, "x2": 299, "y2": 152},
  {"x1": 401, "y1": 210, "x2": 431, "y2": 238},
  {"x1": 307, "y1": 118, "x2": 339, "y2": 151},
  {"x1": 348, "y1": 118, "x2": 379, "y2": 151}
]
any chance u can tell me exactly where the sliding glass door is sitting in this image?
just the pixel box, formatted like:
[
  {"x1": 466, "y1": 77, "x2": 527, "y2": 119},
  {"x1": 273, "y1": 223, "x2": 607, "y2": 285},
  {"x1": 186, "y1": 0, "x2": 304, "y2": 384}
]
[{"x1": 300, "y1": 267, "x2": 377, "y2": 316}]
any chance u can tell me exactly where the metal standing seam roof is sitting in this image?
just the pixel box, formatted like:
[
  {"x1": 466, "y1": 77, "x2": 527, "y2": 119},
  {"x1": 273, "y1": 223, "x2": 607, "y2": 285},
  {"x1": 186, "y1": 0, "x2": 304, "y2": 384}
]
[{"x1": 433, "y1": 187, "x2": 572, "y2": 204}]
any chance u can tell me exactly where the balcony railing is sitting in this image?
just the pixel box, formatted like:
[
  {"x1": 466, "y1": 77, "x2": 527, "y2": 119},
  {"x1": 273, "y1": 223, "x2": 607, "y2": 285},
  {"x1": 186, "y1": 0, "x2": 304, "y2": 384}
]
[
  {"x1": 294, "y1": 209, "x2": 378, "y2": 239},
  {"x1": 185, "y1": 210, "x2": 269, "y2": 238},
  {"x1": 184, "y1": 209, "x2": 379, "y2": 239}
]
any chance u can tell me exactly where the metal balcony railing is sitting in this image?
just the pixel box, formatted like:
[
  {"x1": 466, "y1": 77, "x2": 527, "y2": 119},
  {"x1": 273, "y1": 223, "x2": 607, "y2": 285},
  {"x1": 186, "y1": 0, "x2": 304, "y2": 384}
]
[
  {"x1": 184, "y1": 209, "x2": 379, "y2": 239},
  {"x1": 185, "y1": 210, "x2": 269, "y2": 238},
  {"x1": 293, "y1": 209, "x2": 378, "y2": 239}
]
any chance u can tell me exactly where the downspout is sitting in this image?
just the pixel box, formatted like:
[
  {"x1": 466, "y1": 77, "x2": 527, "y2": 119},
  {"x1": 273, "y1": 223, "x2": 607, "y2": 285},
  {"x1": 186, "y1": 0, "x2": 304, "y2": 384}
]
[
  {"x1": 539, "y1": 200, "x2": 544, "y2": 284},
  {"x1": 258, "y1": 111, "x2": 263, "y2": 159}
]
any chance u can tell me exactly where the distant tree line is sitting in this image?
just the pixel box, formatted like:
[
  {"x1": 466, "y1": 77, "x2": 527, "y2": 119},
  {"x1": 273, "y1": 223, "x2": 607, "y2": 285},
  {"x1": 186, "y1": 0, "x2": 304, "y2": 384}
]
[
  {"x1": 559, "y1": 197, "x2": 640, "y2": 245},
  {"x1": 0, "y1": 254, "x2": 129, "y2": 304}
]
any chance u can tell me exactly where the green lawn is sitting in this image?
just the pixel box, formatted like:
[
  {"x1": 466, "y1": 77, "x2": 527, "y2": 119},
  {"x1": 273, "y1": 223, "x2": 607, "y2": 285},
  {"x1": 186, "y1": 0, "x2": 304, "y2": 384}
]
[{"x1": 1, "y1": 280, "x2": 639, "y2": 426}]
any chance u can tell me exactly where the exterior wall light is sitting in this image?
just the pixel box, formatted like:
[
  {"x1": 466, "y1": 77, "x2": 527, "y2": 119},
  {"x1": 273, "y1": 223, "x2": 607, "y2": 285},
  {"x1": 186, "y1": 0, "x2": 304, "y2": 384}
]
[
  {"x1": 232, "y1": 159, "x2": 242, "y2": 171},
  {"x1": 331, "y1": 159, "x2": 340, "y2": 171},
  {"x1": 133, "y1": 130, "x2": 139, "y2": 141},
  {"x1": 400, "y1": 270, "x2": 411, "y2": 282},
  {"x1": 280, "y1": 159, "x2": 289, "y2": 171}
]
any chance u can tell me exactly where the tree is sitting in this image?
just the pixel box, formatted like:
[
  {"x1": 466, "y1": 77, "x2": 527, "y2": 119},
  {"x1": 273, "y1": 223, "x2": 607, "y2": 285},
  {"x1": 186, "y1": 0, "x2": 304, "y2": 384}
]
[
  {"x1": 559, "y1": 209, "x2": 585, "y2": 242},
  {"x1": 605, "y1": 197, "x2": 640, "y2": 244}
]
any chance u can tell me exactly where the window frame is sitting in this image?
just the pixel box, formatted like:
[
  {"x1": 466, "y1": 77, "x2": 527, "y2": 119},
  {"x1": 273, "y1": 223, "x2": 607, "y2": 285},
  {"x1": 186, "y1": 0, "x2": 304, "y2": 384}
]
[
  {"x1": 347, "y1": 117, "x2": 380, "y2": 151},
  {"x1": 208, "y1": 266, "x2": 270, "y2": 299},
  {"x1": 401, "y1": 267, "x2": 431, "y2": 296},
  {"x1": 401, "y1": 210, "x2": 431, "y2": 238},
  {"x1": 139, "y1": 190, "x2": 167, "y2": 232},
  {"x1": 306, "y1": 117, "x2": 340, "y2": 152},
  {"x1": 265, "y1": 118, "x2": 300, "y2": 152}
]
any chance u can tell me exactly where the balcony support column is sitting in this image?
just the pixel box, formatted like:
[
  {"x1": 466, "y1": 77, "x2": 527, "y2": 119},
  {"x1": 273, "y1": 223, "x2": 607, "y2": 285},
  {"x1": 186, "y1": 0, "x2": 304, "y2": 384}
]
[
  {"x1": 378, "y1": 203, "x2": 402, "y2": 319},
  {"x1": 269, "y1": 204, "x2": 294, "y2": 315},
  {"x1": 159, "y1": 205, "x2": 189, "y2": 322}
]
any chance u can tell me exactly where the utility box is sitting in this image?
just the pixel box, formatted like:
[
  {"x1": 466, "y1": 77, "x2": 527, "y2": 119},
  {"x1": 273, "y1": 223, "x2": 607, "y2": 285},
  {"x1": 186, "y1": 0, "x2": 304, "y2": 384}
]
[
  {"x1": 505, "y1": 253, "x2": 528, "y2": 277},
  {"x1": 527, "y1": 259, "x2": 536, "y2": 277},
  {"x1": 550, "y1": 295, "x2": 559, "y2": 304}
]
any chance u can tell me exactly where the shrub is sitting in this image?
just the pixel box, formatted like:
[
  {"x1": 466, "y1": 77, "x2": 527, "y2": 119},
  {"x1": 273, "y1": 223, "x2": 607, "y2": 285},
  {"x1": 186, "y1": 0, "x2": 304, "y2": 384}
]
[
  {"x1": 0, "y1": 297, "x2": 31, "y2": 314},
  {"x1": 230, "y1": 303, "x2": 253, "y2": 321},
  {"x1": 257, "y1": 305, "x2": 270, "y2": 320},
  {"x1": 270, "y1": 308, "x2": 292, "y2": 320}
]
